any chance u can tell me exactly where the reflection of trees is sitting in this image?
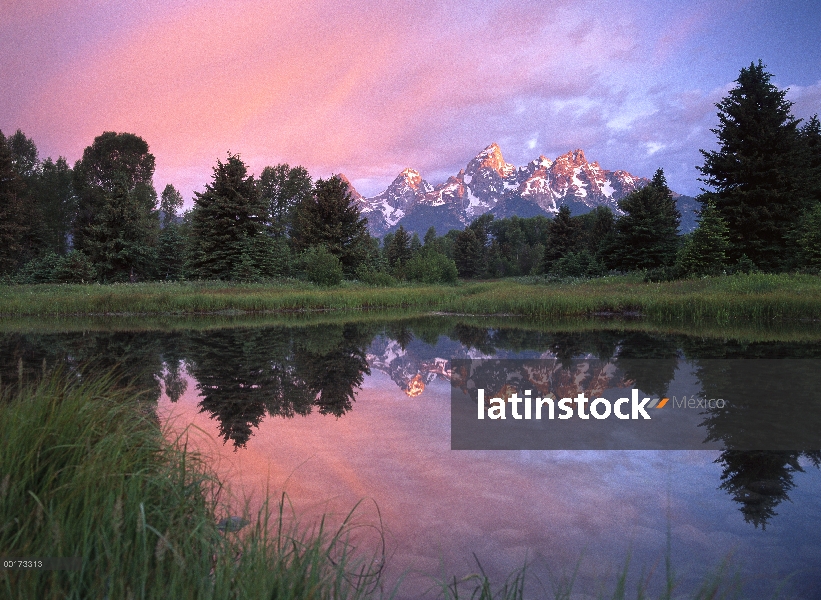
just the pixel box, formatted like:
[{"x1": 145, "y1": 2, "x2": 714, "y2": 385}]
[
  {"x1": 717, "y1": 450, "x2": 821, "y2": 529},
  {"x1": 614, "y1": 333, "x2": 678, "y2": 397},
  {"x1": 185, "y1": 324, "x2": 373, "y2": 447},
  {"x1": 0, "y1": 331, "x2": 163, "y2": 403},
  {"x1": 292, "y1": 324, "x2": 372, "y2": 417},
  {"x1": 694, "y1": 358, "x2": 821, "y2": 528}
]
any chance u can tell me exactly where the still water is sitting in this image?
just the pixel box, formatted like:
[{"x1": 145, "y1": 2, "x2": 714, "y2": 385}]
[{"x1": 3, "y1": 316, "x2": 820, "y2": 597}]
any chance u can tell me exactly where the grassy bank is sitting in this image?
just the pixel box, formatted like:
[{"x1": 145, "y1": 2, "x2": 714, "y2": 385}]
[
  {"x1": 1, "y1": 273, "x2": 821, "y2": 323},
  {"x1": 2, "y1": 310, "x2": 821, "y2": 344}
]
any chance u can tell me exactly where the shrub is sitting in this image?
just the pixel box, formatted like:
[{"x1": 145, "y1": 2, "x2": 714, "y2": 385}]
[
  {"x1": 53, "y1": 251, "x2": 98, "y2": 283},
  {"x1": 300, "y1": 246, "x2": 344, "y2": 286},
  {"x1": 355, "y1": 267, "x2": 397, "y2": 287},
  {"x1": 552, "y1": 250, "x2": 605, "y2": 278},
  {"x1": 405, "y1": 250, "x2": 458, "y2": 284}
]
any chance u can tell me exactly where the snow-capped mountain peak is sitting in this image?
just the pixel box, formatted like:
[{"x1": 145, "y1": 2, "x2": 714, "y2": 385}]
[{"x1": 348, "y1": 144, "x2": 654, "y2": 237}]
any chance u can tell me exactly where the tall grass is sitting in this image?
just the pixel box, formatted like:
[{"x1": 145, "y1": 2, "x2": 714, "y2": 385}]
[
  {"x1": 0, "y1": 371, "x2": 384, "y2": 600},
  {"x1": 1, "y1": 273, "x2": 821, "y2": 323}
]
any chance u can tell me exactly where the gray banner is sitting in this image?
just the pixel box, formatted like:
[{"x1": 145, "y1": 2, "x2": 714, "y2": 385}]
[{"x1": 450, "y1": 359, "x2": 821, "y2": 450}]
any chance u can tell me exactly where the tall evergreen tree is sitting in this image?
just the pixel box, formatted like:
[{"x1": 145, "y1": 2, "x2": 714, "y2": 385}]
[
  {"x1": 258, "y1": 164, "x2": 313, "y2": 238},
  {"x1": 35, "y1": 157, "x2": 76, "y2": 255},
  {"x1": 73, "y1": 132, "x2": 160, "y2": 281},
  {"x1": 187, "y1": 154, "x2": 268, "y2": 280},
  {"x1": 290, "y1": 175, "x2": 370, "y2": 276},
  {"x1": 386, "y1": 225, "x2": 412, "y2": 270},
  {"x1": 5, "y1": 130, "x2": 43, "y2": 262},
  {"x1": 542, "y1": 205, "x2": 581, "y2": 272},
  {"x1": 698, "y1": 61, "x2": 809, "y2": 271},
  {"x1": 453, "y1": 228, "x2": 482, "y2": 278},
  {"x1": 0, "y1": 131, "x2": 30, "y2": 275},
  {"x1": 677, "y1": 200, "x2": 730, "y2": 276},
  {"x1": 157, "y1": 184, "x2": 185, "y2": 280},
  {"x1": 612, "y1": 169, "x2": 680, "y2": 271}
]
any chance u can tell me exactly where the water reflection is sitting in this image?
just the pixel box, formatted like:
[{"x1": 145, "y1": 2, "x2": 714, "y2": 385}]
[{"x1": 2, "y1": 319, "x2": 820, "y2": 529}]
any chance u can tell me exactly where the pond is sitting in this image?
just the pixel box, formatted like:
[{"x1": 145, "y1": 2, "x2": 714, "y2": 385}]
[{"x1": 3, "y1": 315, "x2": 820, "y2": 598}]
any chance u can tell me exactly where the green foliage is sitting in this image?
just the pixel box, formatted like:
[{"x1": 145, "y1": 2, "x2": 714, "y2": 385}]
[
  {"x1": 17, "y1": 250, "x2": 97, "y2": 284},
  {"x1": 300, "y1": 245, "x2": 344, "y2": 286},
  {"x1": 355, "y1": 267, "x2": 397, "y2": 286},
  {"x1": 405, "y1": 249, "x2": 458, "y2": 283},
  {"x1": 231, "y1": 234, "x2": 292, "y2": 282},
  {"x1": 613, "y1": 169, "x2": 680, "y2": 271},
  {"x1": 0, "y1": 373, "x2": 384, "y2": 599},
  {"x1": 291, "y1": 175, "x2": 371, "y2": 276},
  {"x1": 552, "y1": 249, "x2": 605, "y2": 278},
  {"x1": 187, "y1": 153, "x2": 269, "y2": 281},
  {"x1": 14, "y1": 252, "x2": 62, "y2": 283},
  {"x1": 53, "y1": 250, "x2": 97, "y2": 283},
  {"x1": 159, "y1": 184, "x2": 183, "y2": 227},
  {"x1": 0, "y1": 131, "x2": 30, "y2": 275},
  {"x1": 258, "y1": 164, "x2": 313, "y2": 238},
  {"x1": 386, "y1": 225, "x2": 412, "y2": 271},
  {"x1": 72, "y1": 132, "x2": 160, "y2": 281},
  {"x1": 453, "y1": 228, "x2": 482, "y2": 278},
  {"x1": 698, "y1": 61, "x2": 812, "y2": 271},
  {"x1": 796, "y1": 202, "x2": 821, "y2": 269},
  {"x1": 486, "y1": 215, "x2": 550, "y2": 276},
  {"x1": 33, "y1": 156, "x2": 76, "y2": 255},
  {"x1": 80, "y1": 176, "x2": 160, "y2": 281},
  {"x1": 677, "y1": 202, "x2": 731, "y2": 277},
  {"x1": 543, "y1": 205, "x2": 581, "y2": 271},
  {"x1": 157, "y1": 184, "x2": 186, "y2": 280}
]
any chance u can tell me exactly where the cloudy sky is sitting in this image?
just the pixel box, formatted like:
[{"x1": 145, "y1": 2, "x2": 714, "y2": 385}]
[{"x1": 2, "y1": 0, "x2": 820, "y2": 203}]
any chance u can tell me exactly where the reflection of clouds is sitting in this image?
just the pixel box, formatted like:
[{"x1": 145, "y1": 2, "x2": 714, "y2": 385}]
[{"x1": 157, "y1": 372, "x2": 821, "y2": 598}]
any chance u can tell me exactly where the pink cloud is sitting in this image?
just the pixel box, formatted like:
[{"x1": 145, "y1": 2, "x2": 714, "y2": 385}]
[{"x1": 8, "y1": 0, "x2": 646, "y2": 201}]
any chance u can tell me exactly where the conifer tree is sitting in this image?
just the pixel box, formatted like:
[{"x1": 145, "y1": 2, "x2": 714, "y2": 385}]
[
  {"x1": 612, "y1": 169, "x2": 680, "y2": 271},
  {"x1": 698, "y1": 61, "x2": 809, "y2": 271},
  {"x1": 542, "y1": 205, "x2": 580, "y2": 272},
  {"x1": 157, "y1": 184, "x2": 185, "y2": 280},
  {"x1": 677, "y1": 200, "x2": 730, "y2": 276},
  {"x1": 187, "y1": 154, "x2": 268, "y2": 280},
  {"x1": 73, "y1": 132, "x2": 160, "y2": 281},
  {"x1": 453, "y1": 228, "x2": 482, "y2": 278},
  {"x1": 290, "y1": 175, "x2": 370, "y2": 276},
  {"x1": 0, "y1": 131, "x2": 29, "y2": 275},
  {"x1": 386, "y1": 225, "x2": 412, "y2": 271},
  {"x1": 35, "y1": 157, "x2": 76, "y2": 255}
]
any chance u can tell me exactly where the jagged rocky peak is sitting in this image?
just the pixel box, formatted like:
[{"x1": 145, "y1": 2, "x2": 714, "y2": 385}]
[
  {"x1": 395, "y1": 167, "x2": 425, "y2": 190},
  {"x1": 552, "y1": 149, "x2": 589, "y2": 173},
  {"x1": 465, "y1": 143, "x2": 515, "y2": 178},
  {"x1": 337, "y1": 173, "x2": 363, "y2": 201}
]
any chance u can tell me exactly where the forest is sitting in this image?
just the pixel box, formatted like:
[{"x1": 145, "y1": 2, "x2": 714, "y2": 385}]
[{"x1": 1, "y1": 62, "x2": 819, "y2": 288}]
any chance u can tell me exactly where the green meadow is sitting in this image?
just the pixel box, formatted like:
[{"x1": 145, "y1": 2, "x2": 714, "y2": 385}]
[{"x1": 2, "y1": 272, "x2": 821, "y2": 324}]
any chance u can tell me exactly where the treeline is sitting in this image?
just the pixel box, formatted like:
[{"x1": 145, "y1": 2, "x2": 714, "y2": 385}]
[{"x1": 1, "y1": 61, "x2": 819, "y2": 286}]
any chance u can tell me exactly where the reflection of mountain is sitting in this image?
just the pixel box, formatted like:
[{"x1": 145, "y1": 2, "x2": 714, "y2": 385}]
[
  {"x1": 367, "y1": 338, "x2": 454, "y2": 397},
  {"x1": 451, "y1": 359, "x2": 635, "y2": 407}
]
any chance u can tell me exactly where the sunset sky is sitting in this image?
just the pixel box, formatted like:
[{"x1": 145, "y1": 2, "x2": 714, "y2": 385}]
[{"x1": 2, "y1": 0, "x2": 820, "y2": 203}]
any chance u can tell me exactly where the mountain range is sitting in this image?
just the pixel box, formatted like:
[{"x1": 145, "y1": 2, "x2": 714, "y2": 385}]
[{"x1": 341, "y1": 144, "x2": 698, "y2": 237}]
